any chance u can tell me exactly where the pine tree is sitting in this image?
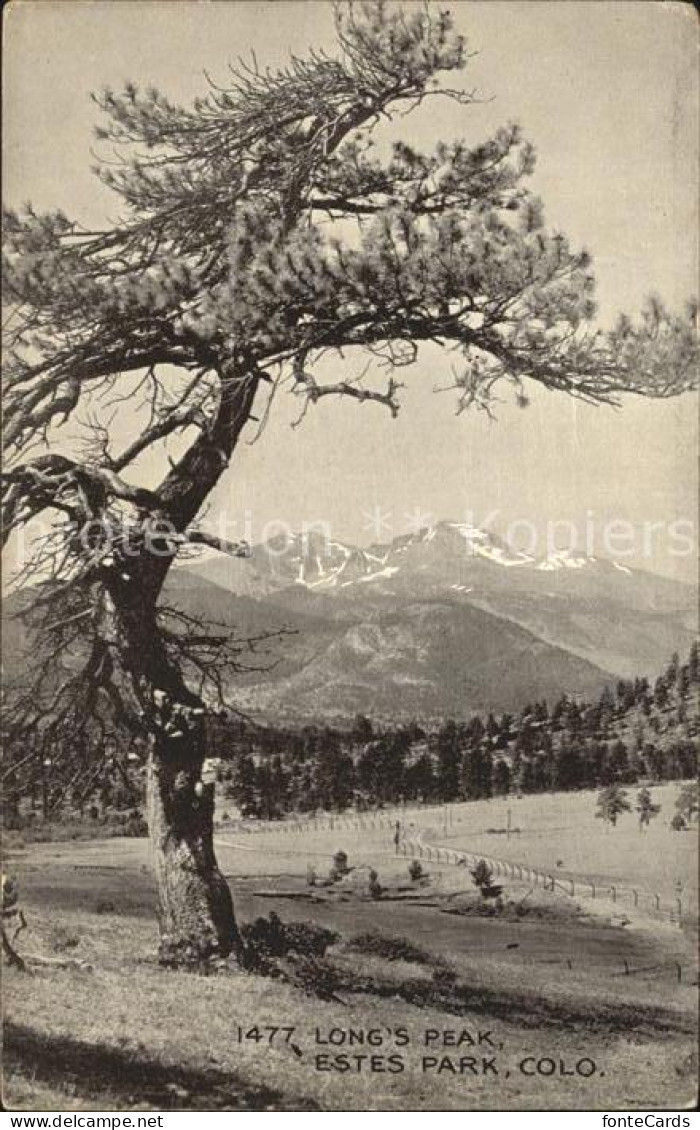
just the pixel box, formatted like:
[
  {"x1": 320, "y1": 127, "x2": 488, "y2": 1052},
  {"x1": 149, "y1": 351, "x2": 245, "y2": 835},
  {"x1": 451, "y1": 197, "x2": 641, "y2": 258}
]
[
  {"x1": 470, "y1": 859, "x2": 502, "y2": 900},
  {"x1": 595, "y1": 785, "x2": 631, "y2": 828},
  {"x1": 675, "y1": 782, "x2": 699, "y2": 824},
  {"x1": 635, "y1": 787, "x2": 660, "y2": 831}
]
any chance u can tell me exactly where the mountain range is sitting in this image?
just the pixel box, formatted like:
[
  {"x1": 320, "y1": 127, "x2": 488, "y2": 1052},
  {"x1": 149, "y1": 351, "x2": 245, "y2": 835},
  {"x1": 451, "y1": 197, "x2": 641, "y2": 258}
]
[{"x1": 165, "y1": 521, "x2": 698, "y2": 722}]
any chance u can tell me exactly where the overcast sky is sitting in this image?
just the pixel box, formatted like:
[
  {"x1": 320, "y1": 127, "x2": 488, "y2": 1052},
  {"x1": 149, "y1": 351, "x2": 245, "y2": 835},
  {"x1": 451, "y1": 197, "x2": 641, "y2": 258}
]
[{"x1": 4, "y1": 1, "x2": 698, "y2": 579}]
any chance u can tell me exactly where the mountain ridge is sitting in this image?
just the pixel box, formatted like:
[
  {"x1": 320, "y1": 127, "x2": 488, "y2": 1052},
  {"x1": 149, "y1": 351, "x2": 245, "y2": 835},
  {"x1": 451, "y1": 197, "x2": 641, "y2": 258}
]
[{"x1": 169, "y1": 519, "x2": 697, "y2": 721}]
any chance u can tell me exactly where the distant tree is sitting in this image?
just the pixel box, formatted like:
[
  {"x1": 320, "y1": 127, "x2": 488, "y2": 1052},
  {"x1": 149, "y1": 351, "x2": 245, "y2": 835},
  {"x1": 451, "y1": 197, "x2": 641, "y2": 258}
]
[
  {"x1": 516, "y1": 756, "x2": 538, "y2": 795},
  {"x1": 497, "y1": 712, "x2": 514, "y2": 747},
  {"x1": 610, "y1": 739, "x2": 633, "y2": 782},
  {"x1": 675, "y1": 666, "x2": 691, "y2": 701},
  {"x1": 436, "y1": 720, "x2": 461, "y2": 801},
  {"x1": 404, "y1": 753, "x2": 436, "y2": 802},
  {"x1": 635, "y1": 787, "x2": 660, "y2": 831},
  {"x1": 230, "y1": 755, "x2": 259, "y2": 817},
  {"x1": 463, "y1": 746, "x2": 492, "y2": 800},
  {"x1": 470, "y1": 859, "x2": 502, "y2": 900},
  {"x1": 408, "y1": 859, "x2": 424, "y2": 883},
  {"x1": 330, "y1": 850, "x2": 349, "y2": 882},
  {"x1": 485, "y1": 713, "x2": 500, "y2": 741},
  {"x1": 675, "y1": 782, "x2": 699, "y2": 824},
  {"x1": 492, "y1": 758, "x2": 511, "y2": 796},
  {"x1": 688, "y1": 641, "x2": 699, "y2": 685},
  {"x1": 352, "y1": 715, "x2": 374, "y2": 744},
  {"x1": 357, "y1": 733, "x2": 405, "y2": 804},
  {"x1": 465, "y1": 715, "x2": 485, "y2": 745},
  {"x1": 653, "y1": 675, "x2": 669, "y2": 710},
  {"x1": 315, "y1": 743, "x2": 355, "y2": 810},
  {"x1": 555, "y1": 741, "x2": 584, "y2": 790},
  {"x1": 642, "y1": 741, "x2": 665, "y2": 782},
  {"x1": 551, "y1": 695, "x2": 569, "y2": 730},
  {"x1": 595, "y1": 785, "x2": 631, "y2": 828},
  {"x1": 368, "y1": 868, "x2": 382, "y2": 900},
  {"x1": 534, "y1": 700, "x2": 549, "y2": 724}
]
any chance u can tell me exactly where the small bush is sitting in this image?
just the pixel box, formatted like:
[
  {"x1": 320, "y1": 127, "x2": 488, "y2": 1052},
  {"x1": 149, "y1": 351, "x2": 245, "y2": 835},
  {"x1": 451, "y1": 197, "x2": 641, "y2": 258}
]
[
  {"x1": 240, "y1": 912, "x2": 338, "y2": 960},
  {"x1": 470, "y1": 859, "x2": 503, "y2": 900},
  {"x1": 306, "y1": 864, "x2": 317, "y2": 887},
  {"x1": 408, "y1": 859, "x2": 424, "y2": 882},
  {"x1": 329, "y1": 849, "x2": 349, "y2": 882},
  {"x1": 368, "y1": 868, "x2": 382, "y2": 900},
  {"x1": 670, "y1": 813, "x2": 687, "y2": 832}
]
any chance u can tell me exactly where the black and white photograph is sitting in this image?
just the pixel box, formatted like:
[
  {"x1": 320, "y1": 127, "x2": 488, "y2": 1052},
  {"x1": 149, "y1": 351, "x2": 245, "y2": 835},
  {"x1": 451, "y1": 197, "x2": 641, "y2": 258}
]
[{"x1": 2, "y1": 0, "x2": 698, "y2": 1115}]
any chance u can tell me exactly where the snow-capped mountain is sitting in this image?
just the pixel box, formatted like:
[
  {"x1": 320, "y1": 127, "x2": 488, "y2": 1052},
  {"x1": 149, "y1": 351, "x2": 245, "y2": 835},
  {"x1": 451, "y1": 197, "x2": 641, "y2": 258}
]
[{"x1": 171, "y1": 520, "x2": 697, "y2": 721}]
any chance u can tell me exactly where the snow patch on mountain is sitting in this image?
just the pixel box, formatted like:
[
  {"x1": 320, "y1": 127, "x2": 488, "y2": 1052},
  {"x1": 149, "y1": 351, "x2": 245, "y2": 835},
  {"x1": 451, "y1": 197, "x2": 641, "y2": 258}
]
[
  {"x1": 538, "y1": 551, "x2": 591, "y2": 572},
  {"x1": 357, "y1": 565, "x2": 400, "y2": 584}
]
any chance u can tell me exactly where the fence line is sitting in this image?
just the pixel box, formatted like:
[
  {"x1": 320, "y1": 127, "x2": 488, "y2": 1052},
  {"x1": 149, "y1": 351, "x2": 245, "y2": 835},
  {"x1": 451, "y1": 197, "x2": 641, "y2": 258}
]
[
  {"x1": 217, "y1": 804, "x2": 693, "y2": 929},
  {"x1": 399, "y1": 836, "x2": 691, "y2": 928}
]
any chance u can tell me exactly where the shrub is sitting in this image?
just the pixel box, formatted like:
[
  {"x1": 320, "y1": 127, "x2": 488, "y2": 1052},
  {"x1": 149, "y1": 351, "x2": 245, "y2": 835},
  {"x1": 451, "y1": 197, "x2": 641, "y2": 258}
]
[
  {"x1": 670, "y1": 813, "x2": 687, "y2": 832},
  {"x1": 470, "y1": 859, "x2": 503, "y2": 900},
  {"x1": 368, "y1": 868, "x2": 382, "y2": 900},
  {"x1": 329, "y1": 849, "x2": 349, "y2": 882},
  {"x1": 240, "y1": 912, "x2": 338, "y2": 960},
  {"x1": 306, "y1": 864, "x2": 317, "y2": 887},
  {"x1": 408, "y1": 859, "x2": 424, "y2": 882}
]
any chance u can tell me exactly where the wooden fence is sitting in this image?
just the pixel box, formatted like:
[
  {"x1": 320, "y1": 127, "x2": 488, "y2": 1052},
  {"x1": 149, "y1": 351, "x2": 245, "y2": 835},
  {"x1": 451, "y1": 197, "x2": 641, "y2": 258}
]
[{"x1": 397, "y1": 836, "x2": 691, "y2": 928}]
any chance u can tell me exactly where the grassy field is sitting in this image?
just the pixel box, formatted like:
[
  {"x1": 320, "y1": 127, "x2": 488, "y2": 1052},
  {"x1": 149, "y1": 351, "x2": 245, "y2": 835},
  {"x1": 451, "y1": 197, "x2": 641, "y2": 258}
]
[
  {"x1": 425, "y1": 785, "x2": 698, "y2": 910},
  {"x1": 3, "y1": 790, "x2": 698, "y2": 1111}
]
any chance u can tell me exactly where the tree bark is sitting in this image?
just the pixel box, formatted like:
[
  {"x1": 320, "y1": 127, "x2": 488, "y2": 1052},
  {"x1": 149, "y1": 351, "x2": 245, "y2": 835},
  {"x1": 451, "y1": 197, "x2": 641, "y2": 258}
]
[
  {"x1": 146, "y1": 732, "x2": 242, "y2": 967},
  {"x1": 106, "y1": 583, "x2": 243, "y2": 967}
]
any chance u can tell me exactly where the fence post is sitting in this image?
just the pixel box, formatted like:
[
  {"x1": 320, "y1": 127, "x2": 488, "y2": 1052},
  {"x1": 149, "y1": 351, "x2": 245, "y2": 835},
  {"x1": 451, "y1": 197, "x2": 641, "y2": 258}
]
[
  {"x1": 633, "y1": 889, "x2": 638, "y2": 907},
  {"x1": 654, "y1": 894, "x2": 660, "y2": 911},
  {"x1": 610, "y1": 885, "x2": 616, "y2": 903},
  {"x1": 676, "y1": 898, "x2": 683, "y2": 924},
  {"x1": 569, "y1": 879, "x2": 575, "y2": 897},
  {"x1": 590, "y1": 882, "x2": 595, "y2": 899}
]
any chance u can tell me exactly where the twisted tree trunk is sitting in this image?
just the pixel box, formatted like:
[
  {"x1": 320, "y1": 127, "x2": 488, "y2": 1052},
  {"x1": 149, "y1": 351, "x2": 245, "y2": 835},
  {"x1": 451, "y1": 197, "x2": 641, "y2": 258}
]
[
  {"x1": 109, "y1": 583, "x2": 242, "y2": 967},
  {"x1": 147, "y1": 733, "x2": 241, "y2": 966}
]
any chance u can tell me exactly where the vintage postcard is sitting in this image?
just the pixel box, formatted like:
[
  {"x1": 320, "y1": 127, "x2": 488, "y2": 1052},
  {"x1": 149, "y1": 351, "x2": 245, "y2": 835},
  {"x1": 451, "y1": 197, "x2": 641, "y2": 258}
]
[{"x1": 2, "y1": 0, "x2": 698, "y2": 1115}]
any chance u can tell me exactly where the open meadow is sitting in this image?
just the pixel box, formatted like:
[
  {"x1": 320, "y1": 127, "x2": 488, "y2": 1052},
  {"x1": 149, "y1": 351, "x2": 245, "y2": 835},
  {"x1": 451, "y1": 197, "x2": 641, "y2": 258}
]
[
  {"x1": 425, "y1": 784, "x2": 698, "y2": 912},
  {"x1": 3, "y1": 786, "x2": 698, "y2": 1112}
]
